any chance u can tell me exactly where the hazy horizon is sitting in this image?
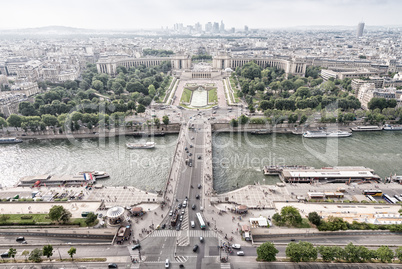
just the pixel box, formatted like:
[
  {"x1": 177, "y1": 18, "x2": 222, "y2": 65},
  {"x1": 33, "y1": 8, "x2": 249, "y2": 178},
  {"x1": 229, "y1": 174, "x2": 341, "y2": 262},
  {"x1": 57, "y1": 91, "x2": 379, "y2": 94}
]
[{"x1": 1, "y1": 0, "x2": 401, "y2": 30}]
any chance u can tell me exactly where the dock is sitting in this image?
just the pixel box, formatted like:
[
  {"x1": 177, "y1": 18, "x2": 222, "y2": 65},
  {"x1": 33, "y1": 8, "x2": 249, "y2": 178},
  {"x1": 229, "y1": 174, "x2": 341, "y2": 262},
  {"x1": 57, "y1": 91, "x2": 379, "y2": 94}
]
[
  {"x1": 263, "y1": 165, "x2": 313, "y2": 175},
  {"x1": 279, "y1": 166, "x2": 381, "y2": 183}
]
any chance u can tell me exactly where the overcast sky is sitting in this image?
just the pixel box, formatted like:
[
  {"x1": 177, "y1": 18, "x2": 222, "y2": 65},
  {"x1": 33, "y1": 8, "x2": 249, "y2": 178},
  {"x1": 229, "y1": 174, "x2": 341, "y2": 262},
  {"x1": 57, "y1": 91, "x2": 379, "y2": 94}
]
[{"x1": 1, "y1": 0, "x2": 401, "y2": 30}]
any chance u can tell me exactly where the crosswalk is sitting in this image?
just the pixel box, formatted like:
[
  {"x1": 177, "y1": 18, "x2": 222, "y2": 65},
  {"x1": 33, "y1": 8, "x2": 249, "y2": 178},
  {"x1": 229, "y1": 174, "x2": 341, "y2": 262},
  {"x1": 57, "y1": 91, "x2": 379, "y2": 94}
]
[
  {"x1": 150, "y1": 229, "x2": 218, "y2": 238},
  {"x1": 177, "y1": 233, "x2": 189, "y2": 246},
  {"x1": 175, "y1": 255, "x2": 188, "y2": 263},
  {"x1": 221, "y1": 263, "x2": 231, "y2": 269}
]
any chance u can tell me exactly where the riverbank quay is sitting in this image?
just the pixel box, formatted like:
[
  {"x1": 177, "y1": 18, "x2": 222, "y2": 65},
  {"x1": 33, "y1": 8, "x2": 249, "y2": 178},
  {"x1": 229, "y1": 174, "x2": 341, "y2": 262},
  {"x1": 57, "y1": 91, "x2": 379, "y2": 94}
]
[{"x1": 0, "y1": 123, "x2": 181, "y2": 140}]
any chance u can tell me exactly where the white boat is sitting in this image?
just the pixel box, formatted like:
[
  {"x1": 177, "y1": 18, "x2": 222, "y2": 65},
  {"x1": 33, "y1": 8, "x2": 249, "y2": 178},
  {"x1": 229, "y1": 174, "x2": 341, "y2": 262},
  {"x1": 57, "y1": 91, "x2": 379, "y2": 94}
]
[
  {"x1": 302, "y1": 130, "x2": 352, "y2": 138},
  {"x1": 0, "y1": 137, "x2": 23, "y2": 144},
  {"x1": 383, "y1": 124, "x2": 402, "y2": 131},
  {"x1": 351, "y1": 126, "x2": 383, "y2": 132},
  {"x1": 126, "y1": 141, "x2": 156, "y2": 149}
]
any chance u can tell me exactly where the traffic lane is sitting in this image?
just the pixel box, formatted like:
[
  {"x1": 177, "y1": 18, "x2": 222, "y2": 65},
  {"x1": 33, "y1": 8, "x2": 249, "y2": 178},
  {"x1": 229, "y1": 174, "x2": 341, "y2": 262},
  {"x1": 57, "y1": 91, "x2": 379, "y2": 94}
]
[
  {"x1": 0, "y1": 262, "x2": 130, "y2": 269},
  {"x1": 0, "y1": 244, "x2": 129, "y2": 259},
  {"x1": 0, "y1": 235, "x2": 111, "y2": 245}
]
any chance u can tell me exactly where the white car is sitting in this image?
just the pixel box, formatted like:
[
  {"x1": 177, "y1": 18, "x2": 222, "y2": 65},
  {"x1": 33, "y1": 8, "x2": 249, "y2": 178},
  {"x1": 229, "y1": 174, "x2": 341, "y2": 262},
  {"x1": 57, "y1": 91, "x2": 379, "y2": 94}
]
[
  {"x1": 237, "y1": 251, "x2": 245, "y2": 256},
  {"x1": 165, "y1": 259, "x2": 170, "y2": 268},
  {"x1": 232, "y1": 244, "x2": 241, "y2": 249}
]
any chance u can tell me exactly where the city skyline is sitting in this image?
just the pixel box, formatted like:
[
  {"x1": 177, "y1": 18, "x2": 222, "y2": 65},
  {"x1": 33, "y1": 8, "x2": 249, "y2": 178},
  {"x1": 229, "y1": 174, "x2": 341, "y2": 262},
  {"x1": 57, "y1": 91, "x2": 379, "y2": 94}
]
[{"x1": 1, "y1": 0, "x2": 402, "y2": 30}]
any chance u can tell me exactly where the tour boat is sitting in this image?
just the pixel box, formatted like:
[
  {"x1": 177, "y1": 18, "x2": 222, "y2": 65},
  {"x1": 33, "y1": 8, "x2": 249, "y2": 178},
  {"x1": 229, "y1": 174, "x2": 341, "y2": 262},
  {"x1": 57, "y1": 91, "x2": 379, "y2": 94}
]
[
  {"x1": 302, "y1": 130, "x2": 352, "y2": 138},
  {"x1": 383, "y1": 124, "x2": 402, "y2": 131},
  {"x1": 351, "y1": 126, "x2": 383, "y2": 132},
  {"x1": 126, "y1": 141, "x2": 156, "y2": 149},
  {"x1": 0, "y1": 137, "x2": 23, "y2": 144}
]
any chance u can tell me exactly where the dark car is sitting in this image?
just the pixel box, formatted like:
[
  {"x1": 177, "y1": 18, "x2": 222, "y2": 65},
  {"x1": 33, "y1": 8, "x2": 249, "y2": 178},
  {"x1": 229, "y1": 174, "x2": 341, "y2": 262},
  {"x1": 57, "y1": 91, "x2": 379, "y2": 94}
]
[
  {"x1": 196, "y1": 194, "x2": 200, "y2": 199},
  {"x1": 16, "y1": 237, "x2": 25, "y2": 242},
  {"x1": 198, "y1": 184, "x2": 201, "y2": 189},
  {"x1": 192, "y1": 204, "x2": 196, "y2": 210},
  {"x1": 108, "y1": 263, "x2": 118, "y2": 268},
  {"x1": 132, "y1": 244, "x2": 141, "y2": 250},
  {"x1": 177, "y1": 203, "x2": 182, "y2": 209},
  {"x1": 193, "y1": 244, "x2": 199, "y2": 252},
  {"x1": 176, "y1": 222, "x2": 181, "y2": 231},
  {"x1": 197, "y1": 155, "x2": 201, "y2": 159},
  {"x1": 161, "y1": 224, "x2": 166, "y2": 229}
]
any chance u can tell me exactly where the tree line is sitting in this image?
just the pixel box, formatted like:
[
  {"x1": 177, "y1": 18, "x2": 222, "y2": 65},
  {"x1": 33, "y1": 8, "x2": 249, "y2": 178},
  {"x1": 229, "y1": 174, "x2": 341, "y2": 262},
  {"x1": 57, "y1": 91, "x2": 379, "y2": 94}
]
[{"x1": 257, "y1": 241, "x2": 402, "y2": 263}]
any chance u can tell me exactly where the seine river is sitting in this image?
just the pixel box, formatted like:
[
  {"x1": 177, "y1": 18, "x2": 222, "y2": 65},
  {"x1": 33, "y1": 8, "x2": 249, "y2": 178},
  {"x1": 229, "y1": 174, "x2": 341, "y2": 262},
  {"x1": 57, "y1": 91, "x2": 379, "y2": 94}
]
[
  {"x1": 0, "y1": 135, "x2": 178, "y2": 191},
  {"x1": 212, "y1": 131, "x2": 402, "y2": 193},
  {"x1": 2, "y1": 132, "x2": 402, "y2": 194}
]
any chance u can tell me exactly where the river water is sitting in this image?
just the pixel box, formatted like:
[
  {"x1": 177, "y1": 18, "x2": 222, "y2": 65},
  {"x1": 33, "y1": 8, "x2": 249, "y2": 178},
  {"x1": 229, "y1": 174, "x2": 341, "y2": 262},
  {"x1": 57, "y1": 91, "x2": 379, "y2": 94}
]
[
  {"x1": 212, "y1": 132, "x2": 402, "y2": 193},
  {"x1": 0, "y1": 135, "x2": 178, "y2": 191},
  {"x1": 2, "y1": 132, "x2": 402, "y2": 194}
]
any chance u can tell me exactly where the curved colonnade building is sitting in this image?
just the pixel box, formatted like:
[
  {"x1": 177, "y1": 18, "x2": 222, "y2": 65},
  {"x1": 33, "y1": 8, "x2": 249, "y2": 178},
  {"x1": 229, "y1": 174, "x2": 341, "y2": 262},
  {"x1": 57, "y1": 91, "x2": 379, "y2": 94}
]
[{"x1": 96, "y1": 54, "x2": 307, "y2": 78}]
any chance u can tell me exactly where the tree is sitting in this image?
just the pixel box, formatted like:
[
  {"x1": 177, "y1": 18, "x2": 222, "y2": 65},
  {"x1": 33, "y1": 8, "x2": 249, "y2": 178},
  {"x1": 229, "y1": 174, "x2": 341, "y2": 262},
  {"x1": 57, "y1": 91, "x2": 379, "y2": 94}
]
[
  {"x1": 318, "y1": 246, "x2": 336, "y2": 262},
  {"x1": 230, "y1": 118, "x2": 238, "y2": 127},
  {"x1": 280, "y1": 206, "x2": 302, "y2": 227},
  {"x1": 238, "y1": 114, "x2": 249, "y2": 125},
  {"x1": 85, "y1": 212, "x2": 97, "y2": 226},
  {"x1": 257, "y1": 242, "x2": 279, "y2": 261},
  {"x1": 285, "y1": 241, "x2": 317, "y2": 262},
  {"x1": 68, "y1": 247, "x2": 76, "y2": 260},
  {"x1": 91, "y1": 80, "x2": 104, "y2": 91},
  {"x1": 162, "y1": 115, "x2": 169, "y2": 126},
  {"x1": 8, "y1": 248, "x2": 16, "y2": 261},
  {"x1": 22, "y1": 250, "x2": 30, "y2": 261},
  {"x1": 43, "y1": 244, "x2": 53, "y2": 260},
  {"x1": 7, "y1": 114, "x2": 23, "y2": 129},
  {"x1": 240, "y1": 62, "x2": 262, "y2": 80},
  {"x1": 137, "y1": 104, "x2": 145, "y2": 113},
  {"x1": 41, "y1": 114, "x2": 58, "y2": 127},
  {"x1": 29, "y1": 248, "x2": 43, "y2": 263},
  {"x1": 299, "y1": 114, "x2": 308, "y2": 124},
  {"x1": 308, "y1": 212, "x2": 321, "y2": 226},
  {"x1": 0, "y1": 117, "x2": 7, "y2": 130},
  {"x1": 396, "y1": 246, "x2": 402, "y2": 261},
  {"x1": 19, "y1": 101, "x2": 37, "y2": 116},
  {"x1": 49, "y1": 205, "x2": 71, "y2": 223},
  {"x1": 376, "y1": 245, "x2": 393, "y2": 263}
]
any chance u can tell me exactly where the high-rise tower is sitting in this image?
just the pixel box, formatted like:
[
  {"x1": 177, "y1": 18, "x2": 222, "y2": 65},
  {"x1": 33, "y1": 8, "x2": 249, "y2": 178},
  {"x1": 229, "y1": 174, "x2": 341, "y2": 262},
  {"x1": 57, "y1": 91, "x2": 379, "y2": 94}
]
[{"x1": 357, "y1": 22, "x2": 365, "y2": 37}]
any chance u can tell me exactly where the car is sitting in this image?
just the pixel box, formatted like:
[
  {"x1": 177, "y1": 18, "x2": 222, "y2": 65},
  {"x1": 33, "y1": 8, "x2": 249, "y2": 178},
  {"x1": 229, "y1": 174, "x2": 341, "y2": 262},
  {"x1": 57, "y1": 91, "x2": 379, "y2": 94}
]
[
  {"x1": 176, "y1": 223, "x2": 181, "y2": 231},
  {"x1": 191, "y1": 137, "x2": 194, "y2": 140},
  {"x1": 1, "y1": 252, "x2": 9, "y2": 259},
  {"x1": 192, "y1": 204, "x2": 196, "y2": 210},
  {"x1": 179, "y1": 215, "x2": 183, "y2": 222},
  {"x1": 199, "y1": 236, "x2": 204, "y2": 242},
  {"x1": 22, "y1": 241, "x2": 27, "y2": 244},
  {"x1": 213, "y1": 111, "x2": 217, "y2": 114},
  {"x1": 190, "y1": 145, "x2": 193, "y2": 148},
  {"x1": 185, "y1": 196, "x2": 188, "y2": 201},
  {"x1": 290, "y1": 239, "x2": 296, "y2": 241},
  {"x1": 181, "y1": 209, "x2": 185, "y2": 215},
  {"x1": 188, "y1": 153, "x2": 192, "y2": 156},
  {"x1": 193, "y1": 244, "x2": 199, "y2": 252},
  {"x1": 191, "y1": 221, "x2": 195, "y2": 228},
  {"x1": 185, "y1": 147, "x2": 188, "y2": 150},
  {"x1": 177, "y1": 203, "x2": 182, "y2": 209},
  {"x1": 197, "y1": 155, "x2": 201, "y2": 160},
  {"x1": 232, "y1": 244, "x2": 241, "y2": 249},
  {"x1": 198, "y1": 184, "x2": 202, "y2": 189},
  {"x1": 108, "y1": 263, "x2": 118, "y2": 268},
  {"x1": 179, "y1": 264, "x2": 184, "y2": 268},
  {"x1": 237, "y1": 251, "x2": 245, "y2": 256},
  {"x1": 190, "y1": 117, "x2": 192, "y2": 119},
  {"x1": 165, "y1": 259, "x2": 170, "y2": 268},
  {"x1": 196, "y1": 194, "x2": 200, "y2": 199},
  {"x1": 183, "y1": 201, "x2": 187, "y2": 207},
  {"x1": 16, "y1": 236, "x2": 25, "y2": 242},
  {"x1": 169, "y1": 210, "x2": 173, "y2": 216},
  {"x1": 132, "y1": 244, "x2": 141, "y2": 250},
  {"x1": 162, "y1": 224, "x2": 166, "y2": 229}
]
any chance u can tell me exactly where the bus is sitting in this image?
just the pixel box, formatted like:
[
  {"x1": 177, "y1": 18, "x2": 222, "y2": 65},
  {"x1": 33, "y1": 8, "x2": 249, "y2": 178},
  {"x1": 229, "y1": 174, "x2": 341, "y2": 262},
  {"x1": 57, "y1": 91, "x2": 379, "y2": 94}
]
[
  {"x1": 196, "y1": 213, "x2": 206, "y2": 230},
  {"x1": 363, "y1": 190, "x2": 382, "y2": 197},
  {"x1": 383, "y1": 194, "x2": 398, "y2": 204},
  {"x1": 366, "y1": 195, "x2": 377, "y2": 202}
]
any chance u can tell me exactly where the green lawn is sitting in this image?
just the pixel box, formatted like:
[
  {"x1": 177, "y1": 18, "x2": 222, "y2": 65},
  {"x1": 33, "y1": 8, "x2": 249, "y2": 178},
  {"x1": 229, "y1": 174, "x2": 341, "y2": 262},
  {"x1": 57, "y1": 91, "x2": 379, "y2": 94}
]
[
  {"x1": 229, "y1": 77, "x2": 240, "y2": 103},
  {"x1": 158, "y1": 76, "x2": 174, "y2": 103},
  {"x1": 208, "y1": 88, "x2": 218, "y2": 103},
  {"x1": 180, "y1": 88, "x2": 192, "y2": 103},
  {"x1": 0, "y1": 214, "x2": 51, "y2": 225}
]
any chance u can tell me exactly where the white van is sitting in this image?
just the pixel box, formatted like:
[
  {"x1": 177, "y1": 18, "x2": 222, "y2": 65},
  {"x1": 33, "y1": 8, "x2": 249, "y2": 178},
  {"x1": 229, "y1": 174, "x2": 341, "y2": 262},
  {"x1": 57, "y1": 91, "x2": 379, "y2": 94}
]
[
  {"x1": 165, "y1": 259, "x2": 170, "y2": 268},
  {"x1": 191, "y1": 221, "x2": 195, "y2": 228}
]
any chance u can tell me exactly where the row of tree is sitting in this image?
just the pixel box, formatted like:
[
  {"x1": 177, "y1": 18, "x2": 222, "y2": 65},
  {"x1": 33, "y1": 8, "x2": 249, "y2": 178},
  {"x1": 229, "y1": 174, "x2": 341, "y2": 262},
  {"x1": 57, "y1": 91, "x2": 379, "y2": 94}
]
[
  {"x1": 3, "y1": 245, "x2": 76, "y2": 263},
  {"x1": 257, "y1": 241, "x2": 402, "y2": 263}
]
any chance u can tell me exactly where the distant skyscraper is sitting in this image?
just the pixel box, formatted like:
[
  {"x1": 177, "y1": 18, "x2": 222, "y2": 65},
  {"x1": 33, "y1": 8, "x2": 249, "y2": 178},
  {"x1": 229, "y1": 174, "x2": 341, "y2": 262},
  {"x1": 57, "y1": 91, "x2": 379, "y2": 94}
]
[
  {"x1": 220, "y1": 20, "x2": 225, "y2": 32},
  {"x1": 213, "y1": 22, "x2": 219, "y2": 33},
  {"x1": 205, "y1": 22, "x2": 212, "y2": 33},
  {"x1": 244, "y1": 25, "x2": 249, "y2": 32},
  {"x1": 357, "y1": 22, "x2": 365, "y2": 37}
]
